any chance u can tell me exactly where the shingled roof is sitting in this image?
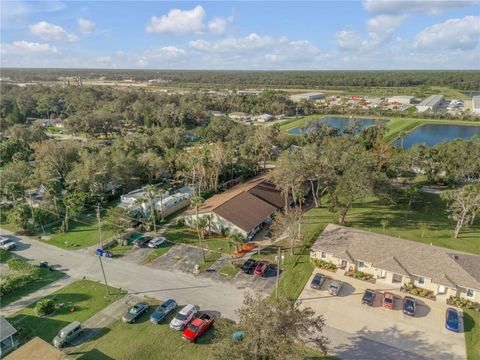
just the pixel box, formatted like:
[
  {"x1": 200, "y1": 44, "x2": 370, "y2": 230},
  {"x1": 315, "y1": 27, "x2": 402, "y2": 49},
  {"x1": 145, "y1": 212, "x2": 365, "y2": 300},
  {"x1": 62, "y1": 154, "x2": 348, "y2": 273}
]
[
  {"x1": 186, "y1": 175, "x2": 282, "y2": 233},
  {"x1": 312, "y1": 224, "x2": 480, "y2": 290}
]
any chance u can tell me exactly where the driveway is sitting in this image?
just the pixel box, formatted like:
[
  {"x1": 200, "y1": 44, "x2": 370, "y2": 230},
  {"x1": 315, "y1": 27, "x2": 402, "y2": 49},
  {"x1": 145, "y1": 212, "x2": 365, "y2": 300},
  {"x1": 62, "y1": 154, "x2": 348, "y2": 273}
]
[
  {"x1": 147, "y1": 243, "x2": 205, "y2": 273},
  {"x1": 298, "y1": 270, "x2": 467, "y2": 360},
  {"x1": 1, "y1": 229, "x2": 251, "y2": 321}
]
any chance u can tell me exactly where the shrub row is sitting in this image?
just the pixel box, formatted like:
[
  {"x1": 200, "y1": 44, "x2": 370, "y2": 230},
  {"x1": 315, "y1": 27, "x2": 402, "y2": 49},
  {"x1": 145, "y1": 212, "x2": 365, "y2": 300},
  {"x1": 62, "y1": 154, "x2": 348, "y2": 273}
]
[
  {"x1": 311, "y1": 258, "x2": 337, "y2": 270},
  {"x1": 448, "y1": 296, "x2": 480, "y2": 311}
]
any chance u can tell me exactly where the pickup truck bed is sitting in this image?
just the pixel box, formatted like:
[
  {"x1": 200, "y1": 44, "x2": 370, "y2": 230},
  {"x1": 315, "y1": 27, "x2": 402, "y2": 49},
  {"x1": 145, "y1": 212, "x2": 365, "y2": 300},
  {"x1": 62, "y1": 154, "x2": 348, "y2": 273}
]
[{"x1": 182, "y1": 313, "x2": 214, "y2": 343}]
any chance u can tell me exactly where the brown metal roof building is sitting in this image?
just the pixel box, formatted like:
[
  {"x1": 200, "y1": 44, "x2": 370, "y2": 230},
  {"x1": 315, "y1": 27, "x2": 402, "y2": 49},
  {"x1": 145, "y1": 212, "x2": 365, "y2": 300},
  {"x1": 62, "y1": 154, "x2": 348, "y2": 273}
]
[
  {"x1": 185, "y1": 175, "x2": 283, "y2": 239},
  {"x1": 5, "y1": 337, "x2": 71, "y2": 360}
]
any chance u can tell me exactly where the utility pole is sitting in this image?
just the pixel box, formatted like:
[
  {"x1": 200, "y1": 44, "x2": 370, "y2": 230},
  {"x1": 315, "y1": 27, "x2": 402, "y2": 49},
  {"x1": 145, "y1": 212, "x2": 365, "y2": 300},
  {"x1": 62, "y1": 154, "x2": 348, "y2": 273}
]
[
  {"x1": 98, "y1": 255, "x2": 110, "y2": 295},
  {"x1": 96, "y1": 204, "x2": 103, "y2": 249},
  {"x1": 28, "y1": 193, "x2": 36, "y2": 230},
  {"x1": 96, "y1": 203, "x2": 109, "y2": 295},
  {"x1": 275, "y1": 247, "x2": 281, "y2": 299}
]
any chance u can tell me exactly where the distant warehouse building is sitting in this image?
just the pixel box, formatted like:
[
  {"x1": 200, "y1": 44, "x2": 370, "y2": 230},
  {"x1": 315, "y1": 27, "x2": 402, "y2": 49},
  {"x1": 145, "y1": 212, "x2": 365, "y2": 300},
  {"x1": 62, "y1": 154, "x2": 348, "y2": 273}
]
[
  {"x1": 387, "y1": 95, "x2": 414, "y2": 105},
  {"x1": 472, "y1": 96, "x2": 480, "y2": 114},
  {"x1": 416, "y1": 94, "x2": 444, "y2": 112},
  {"x1": 290, "y1": 92, "x2": 326, "y2": 102}
]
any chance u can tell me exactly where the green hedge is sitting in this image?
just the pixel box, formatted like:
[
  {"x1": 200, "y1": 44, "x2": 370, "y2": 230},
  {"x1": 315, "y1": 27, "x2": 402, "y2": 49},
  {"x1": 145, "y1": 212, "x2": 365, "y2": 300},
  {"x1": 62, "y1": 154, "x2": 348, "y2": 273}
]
[{"x1": 311, "y1": 258, "x2": 337, "y2": 270}]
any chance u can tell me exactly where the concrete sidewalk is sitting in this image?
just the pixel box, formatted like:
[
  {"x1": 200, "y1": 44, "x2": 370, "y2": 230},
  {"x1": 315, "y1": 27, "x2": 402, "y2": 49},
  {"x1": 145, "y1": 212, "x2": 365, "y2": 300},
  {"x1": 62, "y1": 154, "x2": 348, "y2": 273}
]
[
  {"x1": 63, "y1": 294, "x2": 135, "y2": 354},
  {"x1": 0, "y1": 276, "x2": 73, "y2": 317}
]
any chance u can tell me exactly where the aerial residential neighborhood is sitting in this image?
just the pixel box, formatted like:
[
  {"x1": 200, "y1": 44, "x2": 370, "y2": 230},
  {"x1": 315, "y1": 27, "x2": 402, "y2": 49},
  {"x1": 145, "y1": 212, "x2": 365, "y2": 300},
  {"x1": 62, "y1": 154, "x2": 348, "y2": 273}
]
[{"x1": 1, "y1": 1, "x2": 480, "y2": 360}]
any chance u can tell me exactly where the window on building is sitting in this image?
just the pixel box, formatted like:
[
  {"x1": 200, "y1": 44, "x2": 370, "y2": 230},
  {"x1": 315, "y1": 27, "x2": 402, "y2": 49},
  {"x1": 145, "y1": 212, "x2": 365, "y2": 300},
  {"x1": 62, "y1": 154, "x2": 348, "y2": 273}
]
[
  {"x1": 467, "y1": 288, "x2": 476, "y2": 299},
  {"x1": 358, "y1": 261, "x2": 365, "y2": 270},
  {"x1": 417, "y1": 276, "x2": 425, "y2": 286},
  {"x1": 320, "y1": 251, "x2": 327, "y2": 259}
]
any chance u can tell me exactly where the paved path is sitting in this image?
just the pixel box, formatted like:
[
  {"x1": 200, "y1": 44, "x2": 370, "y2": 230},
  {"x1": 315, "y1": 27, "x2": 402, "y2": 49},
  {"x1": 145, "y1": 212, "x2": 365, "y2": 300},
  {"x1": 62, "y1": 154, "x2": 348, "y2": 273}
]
[
  {"x1": 63, "y1": 295, "x2": 132, "y2": 354},
  {"x1": 0, "y1": 276, "x2": 74, "y2": 316},
  {"x1": 1, "y1": 229, "x2": 248, "y2": 321}
]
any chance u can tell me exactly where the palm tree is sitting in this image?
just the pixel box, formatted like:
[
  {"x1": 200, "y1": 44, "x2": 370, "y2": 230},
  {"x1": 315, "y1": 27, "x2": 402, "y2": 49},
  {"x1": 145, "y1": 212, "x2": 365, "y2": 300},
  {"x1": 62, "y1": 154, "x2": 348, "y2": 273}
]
[
  {"x1": 204, "y1": 213, "x2": 213, "y2": 236},
  {"x1": 190, "y1": 195, "x2": 206, "y2": 261},
  {"x1": 144, "y1": 185, "x2": 158, "y2": 232},
  {"x1": 227, "y1": 230, "x2": 245, "y2": 253},
  {"x1": 157, "y1": 188, "x2": 166, "y2": 220}
]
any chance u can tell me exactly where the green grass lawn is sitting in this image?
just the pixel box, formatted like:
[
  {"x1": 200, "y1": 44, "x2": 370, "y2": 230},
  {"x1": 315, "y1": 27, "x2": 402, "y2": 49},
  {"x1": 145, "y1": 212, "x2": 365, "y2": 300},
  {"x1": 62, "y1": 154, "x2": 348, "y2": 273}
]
[
  {"x1": 198, "y1": 251, "x2": 222, "y2": 271},
  {"x1": 7, "y1": 280, "x2": 126, "y2": 343},
  {"x1": 108, "y1": 244, "x2": 133, "y2": 258},
  {"x1": 464, "y1": 310, "x2": 480, "y2": 360},
  {"x1": 218, "y1": 263, "x2": 241, "y2": 278},
  {"x1": 303, "y1": 190, "x2": 479, "y2": 255},
  {"x1": 1, "y1": 267, "x2": 65, "y2": 308},
  {"x1": 71, "y1": 308, "x2": 223, "y2": 360},
  {"x1": 71, "y1": 306, "x2": 328, "y2": 360},
  {"x1": 165, "y1": 226, "x2": 235, "y2": 253},
  {"x1": 143, "y1": 243, "x2": 175, "y2": 263},
  {"x1": 0, "y1": 249, "x2": 12, "y2": 263},
  {"x1": 46, "y1": 216, "x2": 115, "y2": 250}
]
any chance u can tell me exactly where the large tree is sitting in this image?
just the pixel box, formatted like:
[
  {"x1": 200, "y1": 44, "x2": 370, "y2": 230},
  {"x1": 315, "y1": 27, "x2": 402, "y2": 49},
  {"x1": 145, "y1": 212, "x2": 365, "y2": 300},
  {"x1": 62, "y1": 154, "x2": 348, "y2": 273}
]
[
  {"x1": 271, "y1": 207, "x2": 303, "y2": 255},
  {"x1": 33, "y1": 140, "x2": 79, "y2": 186},
  {"x1": 441, "y1": 184, "x2": 480, "y2": 238},
  {"x1": 212, "y1": 293, "x2": 328, "y2": 360}
]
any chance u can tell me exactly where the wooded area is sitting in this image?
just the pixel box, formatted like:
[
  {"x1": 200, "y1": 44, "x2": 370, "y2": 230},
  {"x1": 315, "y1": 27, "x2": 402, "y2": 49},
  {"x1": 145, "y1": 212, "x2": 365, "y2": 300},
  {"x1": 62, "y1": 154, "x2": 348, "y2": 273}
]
[{"x1": 2, "y1": 69, "x2": 480, "y2": 90}]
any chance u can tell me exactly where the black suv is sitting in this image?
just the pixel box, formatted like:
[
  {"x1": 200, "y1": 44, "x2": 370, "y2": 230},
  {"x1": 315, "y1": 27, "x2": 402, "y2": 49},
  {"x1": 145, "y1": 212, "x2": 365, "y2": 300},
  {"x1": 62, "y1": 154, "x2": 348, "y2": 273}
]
[{"x1": 240, "y1": 259, "x2": 258, "y2": 274}]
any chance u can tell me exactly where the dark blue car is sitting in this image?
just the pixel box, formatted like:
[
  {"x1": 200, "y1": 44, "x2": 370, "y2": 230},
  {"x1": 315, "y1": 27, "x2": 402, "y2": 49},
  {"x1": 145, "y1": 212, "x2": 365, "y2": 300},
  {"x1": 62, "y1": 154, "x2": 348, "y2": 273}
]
[
  {"x1": 150, "y1": 299, "x2": 177, "y2": 324},
  {"x1": 402, "y1": 296, "x2": 416, "y2": 317},
  {"x1": 445, "y1": 308, "x2": 461, "y2": 332}
]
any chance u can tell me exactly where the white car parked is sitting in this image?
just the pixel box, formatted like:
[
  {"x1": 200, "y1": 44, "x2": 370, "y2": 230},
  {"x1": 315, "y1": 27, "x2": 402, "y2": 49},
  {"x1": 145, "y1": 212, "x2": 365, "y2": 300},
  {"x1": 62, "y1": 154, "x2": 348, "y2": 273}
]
[
  {"x1": 169, "y1": 304, "x2": 197, "y2": 330},
  {"x1": 148, "y1": 236, "x2": 167, "y2": 248},
  {"x1": 0, "y1": 236, "x2": 16, "y2": 251}
]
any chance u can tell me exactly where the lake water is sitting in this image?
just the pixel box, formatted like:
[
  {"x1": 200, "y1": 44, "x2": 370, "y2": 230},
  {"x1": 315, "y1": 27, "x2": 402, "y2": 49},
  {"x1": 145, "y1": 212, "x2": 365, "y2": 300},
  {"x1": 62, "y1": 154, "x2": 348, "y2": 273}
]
[
  {"x1": 288, "y1": 117, "x2": 379, "y2": 135},
  {"x1": 395, "y1": 124, "x2": 480, "y2": 148}
]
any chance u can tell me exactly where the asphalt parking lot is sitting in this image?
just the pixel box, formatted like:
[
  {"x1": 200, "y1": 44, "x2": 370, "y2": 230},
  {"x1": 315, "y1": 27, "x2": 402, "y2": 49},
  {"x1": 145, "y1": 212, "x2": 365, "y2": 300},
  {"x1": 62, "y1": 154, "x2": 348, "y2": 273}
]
[{"x1": 298, "y1": 271, "x2": 467, "y2": 360}]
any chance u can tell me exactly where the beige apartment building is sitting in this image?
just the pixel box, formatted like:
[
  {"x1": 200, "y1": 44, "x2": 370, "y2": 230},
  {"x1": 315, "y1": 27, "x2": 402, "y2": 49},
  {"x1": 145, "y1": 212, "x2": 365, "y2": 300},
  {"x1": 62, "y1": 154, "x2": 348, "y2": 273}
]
[{"x1": 311, "y1": 224, "x2": 480, "y2": 303}]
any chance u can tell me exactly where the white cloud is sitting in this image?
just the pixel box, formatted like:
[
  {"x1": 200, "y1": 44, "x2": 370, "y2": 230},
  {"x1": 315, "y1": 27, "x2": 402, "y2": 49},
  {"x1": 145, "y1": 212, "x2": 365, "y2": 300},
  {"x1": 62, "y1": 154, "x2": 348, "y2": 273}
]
[
  {"x1": 1, "y1": 40, "x2": 58, "y2": 54},
  {"x1": 78, "y1": 18, "x2": 96, "y2": 34},
  {"x1": 363, "y1": 0, "x2": 477, "y2": 15},
  {"x1": 414, "y1": 16, "x2": 480, "y2": 50},
  {"x1": 120, "y1": 46, "x2": 187, "y2": 67},
  {"x1": 146, "y1": 5, "x2": 231, "y2": 35},
  {"x1": 28, "y1": 21, "x2": 78, "y2": 42},
  {"x1": 189, "y1": 33, "x2": 277, "y2": 52},
  {"x1": 336, "y1": 30, "x2": 362, "y2": 50},
  {"x1": 188, "y1": 33, "x2": 322, "y2": 69}
]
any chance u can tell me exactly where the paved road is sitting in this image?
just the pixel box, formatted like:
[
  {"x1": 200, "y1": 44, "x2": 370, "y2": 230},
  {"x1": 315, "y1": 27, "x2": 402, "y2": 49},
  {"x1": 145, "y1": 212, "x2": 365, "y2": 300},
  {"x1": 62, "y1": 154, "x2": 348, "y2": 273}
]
[{"x1": 2, "y1": 229, "x2": 248, "y2": 321}]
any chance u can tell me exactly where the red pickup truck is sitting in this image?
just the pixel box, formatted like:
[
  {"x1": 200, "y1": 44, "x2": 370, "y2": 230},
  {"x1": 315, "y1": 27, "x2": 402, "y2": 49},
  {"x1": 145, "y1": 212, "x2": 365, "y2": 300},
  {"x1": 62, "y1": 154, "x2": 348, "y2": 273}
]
[{"x1": 182, "y1": 313, "x2": 214, "y2": 343}]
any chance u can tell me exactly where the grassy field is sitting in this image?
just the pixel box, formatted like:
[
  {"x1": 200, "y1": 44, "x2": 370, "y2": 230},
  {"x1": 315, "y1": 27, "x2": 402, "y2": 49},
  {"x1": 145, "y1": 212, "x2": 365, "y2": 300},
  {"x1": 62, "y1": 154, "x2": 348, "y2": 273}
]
[
  {"x1": 0, "y1": 249, "x2": 12, "y2": 262},
  {"x1": 71, "y1": 306, "x2": 328, "y2": 360},
  {"x1": 303, "y1": 190, "x2": 479, "y2": 255},
  {"x1": 1, "y1": 267, "x2": 65, "y2": 308},
  {"x1": 465, "y1": 310, "x2": 480, "y2": 360},
  {"x1": 7, "y1": 280, "x2": 126, "y2": 343},
  {"x1": 279, "y1": 114, "x2": 480, "y2": 143},
  {"x1": 46, "y1": 216, "x2": 115, "y2": 250}
]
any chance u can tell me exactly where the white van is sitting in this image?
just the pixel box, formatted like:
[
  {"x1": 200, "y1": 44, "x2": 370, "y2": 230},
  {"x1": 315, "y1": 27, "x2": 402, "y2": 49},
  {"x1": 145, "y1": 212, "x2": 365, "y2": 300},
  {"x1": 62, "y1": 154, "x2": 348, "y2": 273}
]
[{"x1": 53, "y1": 321, "x2": 82, "y2": 348}]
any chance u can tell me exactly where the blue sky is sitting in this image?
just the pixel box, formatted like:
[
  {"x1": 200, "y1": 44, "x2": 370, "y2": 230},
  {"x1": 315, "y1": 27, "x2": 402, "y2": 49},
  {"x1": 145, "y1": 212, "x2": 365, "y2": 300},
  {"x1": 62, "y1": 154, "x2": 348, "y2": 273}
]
[{"x1": 1, "y1": 1, "x2": 479, "y2": 69}]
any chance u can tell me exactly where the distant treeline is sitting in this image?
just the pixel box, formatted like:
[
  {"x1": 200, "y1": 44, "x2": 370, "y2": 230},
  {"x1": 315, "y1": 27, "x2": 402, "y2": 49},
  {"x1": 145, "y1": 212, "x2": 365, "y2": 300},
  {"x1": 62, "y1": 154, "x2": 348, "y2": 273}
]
[{"x1": 2, "y1": 69, "x2": 480, "y2": 90}]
